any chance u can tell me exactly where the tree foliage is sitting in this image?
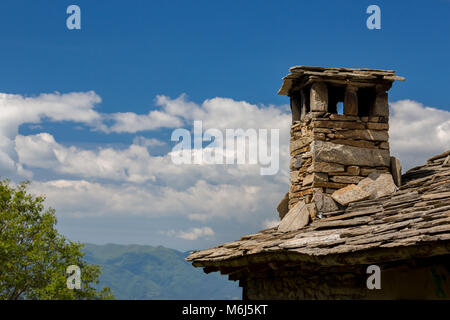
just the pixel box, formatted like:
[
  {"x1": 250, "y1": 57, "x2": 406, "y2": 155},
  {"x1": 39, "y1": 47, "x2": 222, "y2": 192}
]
[{"x1": 0, "y1": 179, "x2": 114, "y2": 300}]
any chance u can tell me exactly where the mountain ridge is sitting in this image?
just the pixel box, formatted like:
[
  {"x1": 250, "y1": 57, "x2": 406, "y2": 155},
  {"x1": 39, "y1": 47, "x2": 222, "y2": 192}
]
[{"x1": 82, "y1": 243, "x2": 240, "y2": 300}]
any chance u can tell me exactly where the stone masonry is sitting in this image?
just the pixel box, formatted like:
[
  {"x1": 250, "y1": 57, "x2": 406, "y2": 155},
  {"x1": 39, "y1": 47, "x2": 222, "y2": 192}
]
[
  {"x1": 280, "y1": 66, "x2": 405, "y2": 209},
  {"x1": 289, "y1": 113, "x2": 391, "y2": 208}
]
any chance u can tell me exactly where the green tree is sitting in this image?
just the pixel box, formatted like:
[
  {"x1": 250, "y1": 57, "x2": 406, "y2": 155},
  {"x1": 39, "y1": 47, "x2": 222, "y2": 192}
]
[{"x1": 0, "y1": 179, "x2": 114, "y2": 300}]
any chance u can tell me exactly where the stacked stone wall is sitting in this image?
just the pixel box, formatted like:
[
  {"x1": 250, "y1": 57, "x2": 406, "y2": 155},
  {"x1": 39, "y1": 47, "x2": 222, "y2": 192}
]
[
  {"x1": 244, "y1": 259, "x2": 450, "y2": 300},
  {"x1": 289, "y1": 112, "x2": 390, "y2": 209}
]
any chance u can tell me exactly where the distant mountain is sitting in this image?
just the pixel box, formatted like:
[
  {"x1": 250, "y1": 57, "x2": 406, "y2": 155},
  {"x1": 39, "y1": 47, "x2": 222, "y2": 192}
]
[{"x1": 82, "y1": 243, "x2": 241, "y2": 300}]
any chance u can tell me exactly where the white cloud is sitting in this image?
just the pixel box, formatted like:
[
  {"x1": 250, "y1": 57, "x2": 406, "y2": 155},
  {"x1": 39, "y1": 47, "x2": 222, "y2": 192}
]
[
  {"x1": 157, "y1": 94, "x2": 291, "y2": 136},
  {"x1": 15, "y1": 133, "x2": 60, "y2": 168},
  {"x1": 16, "y1": 133, "x2": 173, "y2": 184},
  {"x1": 155, "y1": 94, "x2": 204, "y2": 119},
  {"x1": 11, "y1": 94, "x2": 450, "y2": 214},
  {"x1": 28, "y1": 179, "x2": 283, "y2": 222},
  {"x1": 0, "y1": 91, "x2": 103, "y2": 178},
  {"x1": 132, "y1": 136, "x2": 166, "y2": 147},
  {"x1": 187, "y1": 213, "x2": 210, "y2": 222},
  {"x1": 0, "y1": 91, "x2": 102, "y2": 136},
  {"x1": 163, "y1": 227, "x2": 215, "y2": 240},
  {"x1": 15, "y1": 131, "x2": 286, "y2": 187},
  {"x1": 12, "y1": 93, "x2": 291, "y2": 185},
  {"x1": 105, "y1": 110, "x2": 183, "y2": 133},
  {"x1": 101, "y1": 93, "x2": 291, "y2": 136},
  {"x1": 390, "y1": 100, "x2": 450, "y2": 169},
  {"x1": 3, "y1": 89, "x2": 450, "y2": 249}
]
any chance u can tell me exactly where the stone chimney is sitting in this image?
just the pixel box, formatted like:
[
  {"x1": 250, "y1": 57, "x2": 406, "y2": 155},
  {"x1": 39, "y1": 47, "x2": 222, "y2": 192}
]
[{"x1": 278, "y1": 66, "x2": 404, "y2": 219}]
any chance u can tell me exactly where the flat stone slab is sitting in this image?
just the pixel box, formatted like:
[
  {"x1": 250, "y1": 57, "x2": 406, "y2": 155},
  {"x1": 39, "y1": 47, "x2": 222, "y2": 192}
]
[
  {"x1": 332, "y1": 172, "x2": 397, "y2": 206},
  {"x1": 290, "y1": 136, "x2": 312, "y2": 153},
  {"x1": 277, "y1": 192, "x2": 289, "y2": 220},
  {"x1": 332, "y1": 184, "x2": 371, "y2": 206},
  {"x1": 333, "y1": 130, "x2": 388, "y2": 141},
  {"x1": 359, "y1": 173, "x2": 397, "y2": 199},
  {"x1": 390, "y1": 156, "x2": 402, "y2": 187},
  {"x1": 278, "y1": 201, "x2": 316, "y2": 232},
  {"x1": 311, "y1": 140, "x2": 390, "y2": 167},
  {"x1": 307, "y1": 161, "x2": 345, "y2": 173},
  {"x1": 443, "y1": 155, "x2": 450, "y2": 167},
  {"x1": 313, "y1": 190, "x2": 339, "y2": 213}
]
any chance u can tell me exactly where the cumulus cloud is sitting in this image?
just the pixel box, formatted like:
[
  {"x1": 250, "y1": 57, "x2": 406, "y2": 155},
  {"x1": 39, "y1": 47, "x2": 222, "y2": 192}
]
[
  {"x1": 12, "y1": 93, "x2": 291, "y2": 186},
  {"x1": 2, "y1": 89, "x2": 450, "y2": 249},
  {"x1": 27, "y1": 179, "x2": 283, "y2": 223},
  {"x1": 161, "y1": 94, "x2": 290, "y2": 131},
  {"x1": 163, "y1": 227, "x2": 215, "y2": 240},
  {"x1": 105, "y1": 110, "x2": 183, "y2": 133},
  {"x1": 132, "y1": 136, "x2": 166, "y2": 147},
  {"x1": 15, "y1": 133, "x2": 60, "y2": 169},
  {"x1": 15, "y1": 131, "x2": 287, "y2": 187},
  {"x1": 0, "y1": 91, "x2": 102, "y2": 136},
  {"x1": 16, "y1": 134, "x2": 159, "y2": 183},
  {"x1": 0, "y1": 91, "x2": 103, "y2": 178},
  {"x1": 390, "y1": 100, "x2": 450, "y2": 169},
  {"x1": 102, "y1": 93, "x2": 291, "y2": 135}
]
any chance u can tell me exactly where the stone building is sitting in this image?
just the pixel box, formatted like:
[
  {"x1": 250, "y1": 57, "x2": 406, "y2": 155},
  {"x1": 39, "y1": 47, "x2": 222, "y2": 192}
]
[{"x1": 187, "y1": 66, "x2": 450, "y2": 299}]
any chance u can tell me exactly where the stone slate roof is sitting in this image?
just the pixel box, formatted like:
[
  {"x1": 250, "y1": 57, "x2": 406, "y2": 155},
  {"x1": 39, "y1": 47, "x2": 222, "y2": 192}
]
[
  {"x1": 278, "y1": 65, "x2": 405, "y2": 95},
  {"x1": 187, "y1": 150, "x2": 450, "y2": 274}
]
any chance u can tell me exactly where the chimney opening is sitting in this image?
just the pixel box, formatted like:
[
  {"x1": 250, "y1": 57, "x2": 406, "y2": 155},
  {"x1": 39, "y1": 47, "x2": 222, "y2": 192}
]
[
  {"x1": 357, "y1": 87, "x2": 377, "y2": 117},
  {"x1": 302, "y1": 87, "x2": 311, "y2": 114},
  {"x1": 290, "y1": 91, "x2": 302, "y2": 123},
  {"x1": 327, "y1": 84, "x2": 345, "y2": 114}
]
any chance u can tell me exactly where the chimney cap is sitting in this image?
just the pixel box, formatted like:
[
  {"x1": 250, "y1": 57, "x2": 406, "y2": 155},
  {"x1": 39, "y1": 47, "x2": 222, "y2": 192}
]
[{"x1": 278, "y1": 65, "x2": 405, "y2": 96}]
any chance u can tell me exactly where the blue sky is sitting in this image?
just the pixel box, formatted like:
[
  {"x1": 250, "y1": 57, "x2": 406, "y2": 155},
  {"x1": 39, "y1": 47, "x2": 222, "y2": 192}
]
[
  {"x1": 1, "y1": 1, "x2": 449, "y2": 108},
  {"x1": 0, "y1": 1, "x2": 449, "y2": 250}
]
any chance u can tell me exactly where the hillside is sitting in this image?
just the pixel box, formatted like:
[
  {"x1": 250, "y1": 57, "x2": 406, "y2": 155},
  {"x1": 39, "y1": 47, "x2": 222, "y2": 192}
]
[{"x1": 82, "y1": 243, "x2": 240, "y2": 300}]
